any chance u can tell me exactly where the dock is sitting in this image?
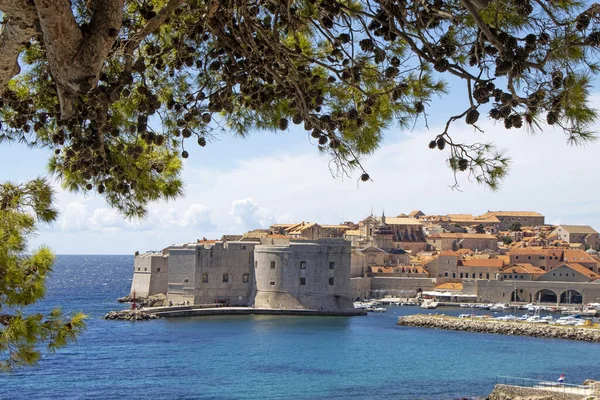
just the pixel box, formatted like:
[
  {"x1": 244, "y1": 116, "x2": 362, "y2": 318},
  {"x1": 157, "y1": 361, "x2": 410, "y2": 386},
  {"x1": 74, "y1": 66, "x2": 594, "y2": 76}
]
[{"x1": 145, "y1": 306, "x2": 367, "y2": 318}]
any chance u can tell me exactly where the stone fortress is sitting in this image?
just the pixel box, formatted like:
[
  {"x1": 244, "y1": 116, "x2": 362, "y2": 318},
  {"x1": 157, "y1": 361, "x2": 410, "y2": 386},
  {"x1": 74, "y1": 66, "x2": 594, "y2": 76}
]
[
  {"x1": 131, "y1": 237, "x2": 353, "y2": 312},
  {"x1": 131, "y1": 208, "x2": 600, "y2": 309}
]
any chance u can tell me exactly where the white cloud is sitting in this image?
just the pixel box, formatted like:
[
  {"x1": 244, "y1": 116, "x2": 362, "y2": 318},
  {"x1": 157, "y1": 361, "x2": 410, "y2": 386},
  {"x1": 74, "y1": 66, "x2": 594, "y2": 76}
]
[
  {"x1": 58, "y1": 202, "x2": 87, "y2": 232},
  {"x1": 229, "y1": 197, "x2": 293, "y2": 230}
]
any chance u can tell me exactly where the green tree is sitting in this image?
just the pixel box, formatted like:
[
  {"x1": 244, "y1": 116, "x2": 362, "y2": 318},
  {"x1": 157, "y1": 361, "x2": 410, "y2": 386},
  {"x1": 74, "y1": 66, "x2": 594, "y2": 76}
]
[
  {"x1": 0, "y1": 180, "x2": 86, "y2": 370},
  {"x1": 1, "y1": 0, "x2": 600, "y2": 368},
  {"x1": 502, "y1": 236, "x2": 513, "y2": 245},
  {"x1": 474, "y1": 224, "x2": 486, "y2": 234},
  {"x1": 509, "y1": 222, "x2": 522, "y2": 232}
]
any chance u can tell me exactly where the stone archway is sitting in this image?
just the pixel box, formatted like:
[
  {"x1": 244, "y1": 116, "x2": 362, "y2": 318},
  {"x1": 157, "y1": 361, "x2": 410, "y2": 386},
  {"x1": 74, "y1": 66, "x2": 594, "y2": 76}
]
[
  {"x1": 560, "y1": 290, "x2": 583, "y2": 304},
  {"x1": 511, "y1": 288, "x2": 532, "y2": 302},
  {"x1": 534, "y1": 289, "x2": 558, "y2": 303}
]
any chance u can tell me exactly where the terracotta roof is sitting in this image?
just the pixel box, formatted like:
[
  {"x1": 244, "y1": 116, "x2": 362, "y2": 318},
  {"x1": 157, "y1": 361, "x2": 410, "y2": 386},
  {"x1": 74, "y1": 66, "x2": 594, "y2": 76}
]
[
  {"x1": 409, "y1": 210, "x2": 424, "y2": 217},
  {"x1": 460, "y1": 259, "x2": 505, "y2": 268},
  {"x1": 563, "y1": 249, "x2": 598, "y2": 264},
  {"x1": 381, "y1": 217, "x2": 422, "y2": 226},
  {"x1": 286, "y1": 222, "x2": 317, "y2": 234},
  {"x1": 558, "y1": 225, "x2": 598, "y2": 234},
  {"x1": 439, "y1": 250, "x2": 459, "y2": 257},
  {"x1": 484, "y1": 211, "x2": 544, "y2": 217},
  {"x1": 456, "y1": 249, "x2": 474, "y2": 255},
  {"x1": 435, "y1": 282, "x2": 463, "y2": 291},
  {"x1": 500, "y1": 263, "x2": 545, "y2": 275},
  {"x1": 428, "y1": 233, "x2": 497, "y2": 239},
  {"x1": 509, "y1": 247, "x2": 563, "y2": 256},
  {"x1": 567, "y1": 263, "x2": 600, "y2": 280}
]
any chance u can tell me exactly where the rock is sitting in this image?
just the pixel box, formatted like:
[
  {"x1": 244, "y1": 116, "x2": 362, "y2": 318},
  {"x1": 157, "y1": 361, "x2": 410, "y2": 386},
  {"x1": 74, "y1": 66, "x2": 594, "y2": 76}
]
[
  {"x1": 104, "y1": 310, "x2": 160, "y2": 321},
  {"x1": 115, "y1": 293, "x2": 167, "y2": 307}
]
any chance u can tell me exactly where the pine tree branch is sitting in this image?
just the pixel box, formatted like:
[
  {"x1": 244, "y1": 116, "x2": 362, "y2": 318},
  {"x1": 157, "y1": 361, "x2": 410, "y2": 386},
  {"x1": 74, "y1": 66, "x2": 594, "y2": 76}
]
[{"x1": 0, "y1": 0, "x2": 39, "y2": 95}]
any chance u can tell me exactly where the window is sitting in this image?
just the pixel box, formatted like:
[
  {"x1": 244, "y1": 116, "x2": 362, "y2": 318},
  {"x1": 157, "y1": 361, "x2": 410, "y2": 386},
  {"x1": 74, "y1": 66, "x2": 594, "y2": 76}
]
[
  {"x1": 269, "y1": 281, "x2": 275, "y2": 285},
  {"x1": 243, "y1": 273, "x2": 249, "y2": 283},
  {"x1": 479, "y1": 273, "x2": 483, "y2": 279},
  {"x1": 202, "y1": 273, "x2": 208, "y2": 283},
  {"x1": 503, "y1": 274, "x2": 507, "y2": 279},
  {"x1": 486, "y1": 273, "x2": 490, "y2": 279},
  {"x1": 300, "y1": 277, "x2": 306, "y2": 285},
  {"x1": 137, "y1": 268, "x2": 140, "y2": 271},
  {"x1": 329, "y1": 277, "x2": 334, "y2": 285},
  {"x1": 255, "y1": 261, "x2": 258, "y2": 268},
  {"x1": 223, "y1": 273, "x2": 229, "y2": 283},
  {"x1": 300, "y1": 261, "x2": 306, "y2": 269},
  {"x1": 184, "y1": 279, "x2": 189, "y2": 283},
  {"x1": 144, "y1": 268, "x2": 147, "y2": 271},
  {"x1": 528, "y1": 256, "x2": 531, "y2": 260},
  {"x1": 553, "y1": 273, "x2": 556, "y2": 276},
  {"x1": 452, "y1": 273, "x2": 456, "y2": 278},
  {"x1": 472, "y1": 273, "x2": 476, "y2": 279},
  {"x1": 515, "y1": 256, "x2": 519, "y2": 260},
  {"x1": 242, "y1": 245, "x2": 246, "y2": 250},
  {"x1": 460, "y1": 273, "x2": 463, "y2": 278},
  {"x1": 509, "y1": 275, "x2": 512, "y2": 279},
  {"x1": 329, "y1": 261, "x2": 335, "y2": 270},
  {"x1": 270, "y1": 261, "x2": 276, "y2": 269},
  {"x1": 559, "y1": 273, "x2": 562, "y2": 277},
  {"x1": 444, "y1": 272, "x2": 448, "y2": 277}
]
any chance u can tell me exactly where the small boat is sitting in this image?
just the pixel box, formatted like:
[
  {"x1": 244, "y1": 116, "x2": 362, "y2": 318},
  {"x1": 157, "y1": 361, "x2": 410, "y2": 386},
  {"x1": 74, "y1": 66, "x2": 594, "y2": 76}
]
[
  {"x1": 496, "y1": 315, "x2": 517, "y2": 321},
  {"x1": 371, "y1": 307, "x2": 387, "y2": 313},
  {"x1": 402, "y1": 301, "x2": 418, "y2": 306},
  {"x1": 459, "y1": 303, "x2": 471, "y2": 308},
  {"x1": 420, "y1": 300, "x2": 438, "y2": 309}
]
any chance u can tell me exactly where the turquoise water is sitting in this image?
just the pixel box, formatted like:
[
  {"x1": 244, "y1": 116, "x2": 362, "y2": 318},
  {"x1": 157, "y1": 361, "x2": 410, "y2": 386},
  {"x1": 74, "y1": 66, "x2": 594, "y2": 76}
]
[{"x1": 1, "y1": 255, "x2": 599, "y2": 399}]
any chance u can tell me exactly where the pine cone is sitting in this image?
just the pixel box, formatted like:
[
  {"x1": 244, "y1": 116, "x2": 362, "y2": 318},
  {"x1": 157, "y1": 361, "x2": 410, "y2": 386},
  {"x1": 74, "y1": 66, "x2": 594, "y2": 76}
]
[{"x1": 465, "y1": 109, "x2": 480, "y2": 125}]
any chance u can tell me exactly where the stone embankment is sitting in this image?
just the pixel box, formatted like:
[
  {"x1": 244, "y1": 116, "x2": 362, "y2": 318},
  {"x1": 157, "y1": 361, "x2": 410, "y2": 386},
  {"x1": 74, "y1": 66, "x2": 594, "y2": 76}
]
[
  {"x1": 488, "y1": 384, "x2": 594, "y2": 400},
  {"x1": 116, "y1": 293, "x2": 166, "y2": 307},
  {"x1": 397, "y1": 315, "x2": 600, "y2": 342},
  {"x1": 104, "y1": 310, "x2": 160, "y2": 321}
]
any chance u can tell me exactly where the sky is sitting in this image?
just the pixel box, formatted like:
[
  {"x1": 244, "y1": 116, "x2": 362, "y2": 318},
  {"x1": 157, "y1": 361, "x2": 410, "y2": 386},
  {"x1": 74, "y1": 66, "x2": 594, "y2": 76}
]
[{"x1": 2, "y1": 85, "x2": 600, "y2": 254}]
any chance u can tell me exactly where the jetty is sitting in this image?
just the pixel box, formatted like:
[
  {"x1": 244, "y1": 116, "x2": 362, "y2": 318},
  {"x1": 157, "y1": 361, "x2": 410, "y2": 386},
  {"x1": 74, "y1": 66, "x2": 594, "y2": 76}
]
[
  {"x1": 145, "y1": 305, "x2": 367, "y2": 318},
  {"x1": 397, "y1": 314, "x2": 600, "y2": 342}
]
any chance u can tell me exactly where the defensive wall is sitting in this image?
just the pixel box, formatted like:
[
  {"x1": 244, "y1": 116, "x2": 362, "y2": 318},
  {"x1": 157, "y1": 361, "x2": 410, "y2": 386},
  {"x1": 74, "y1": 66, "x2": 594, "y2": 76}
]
[
  {"x1": 131, "y1": 238, "x2": 354, "y2": 312},
  {"x1": 253, "y1": 239, "x2": 352, "y2": 310},
  {"x1": 131, "y1": 252, "x2": 168, "y2": 297},
  {"x1": 475, "y1": 280, "x2": 600, "y2": 304}
]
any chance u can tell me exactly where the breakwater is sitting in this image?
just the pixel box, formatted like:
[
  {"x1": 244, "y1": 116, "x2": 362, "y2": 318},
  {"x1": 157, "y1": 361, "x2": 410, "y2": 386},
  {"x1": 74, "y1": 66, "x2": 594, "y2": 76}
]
[{"x1": 397, "y1": 314, "x2": 600, "y2": 342}]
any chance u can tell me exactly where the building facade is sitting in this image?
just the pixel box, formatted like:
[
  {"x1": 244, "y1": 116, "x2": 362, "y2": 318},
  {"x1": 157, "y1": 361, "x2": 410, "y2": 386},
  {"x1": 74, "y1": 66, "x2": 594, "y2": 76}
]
[{"x1": 131, "y1": 238, "x2": 354, "y2": 312}]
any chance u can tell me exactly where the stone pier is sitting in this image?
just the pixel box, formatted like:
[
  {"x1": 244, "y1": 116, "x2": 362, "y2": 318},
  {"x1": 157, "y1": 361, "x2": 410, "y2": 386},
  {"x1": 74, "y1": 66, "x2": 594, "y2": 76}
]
[{"x1": 397, "y1": 314, "x2": 600, "y2": 342}]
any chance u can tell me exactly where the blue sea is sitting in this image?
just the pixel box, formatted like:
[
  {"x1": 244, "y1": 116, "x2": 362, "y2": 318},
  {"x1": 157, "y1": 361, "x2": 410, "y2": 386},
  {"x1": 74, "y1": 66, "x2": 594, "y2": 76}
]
[{"x1": 1, "y1": 255, "x2": 599, "y2": 400}]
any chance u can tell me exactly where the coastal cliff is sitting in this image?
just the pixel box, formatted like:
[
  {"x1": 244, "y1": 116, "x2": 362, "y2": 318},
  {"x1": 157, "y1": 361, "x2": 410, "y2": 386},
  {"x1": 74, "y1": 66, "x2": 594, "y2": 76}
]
[{"x1": 397, "y1": 314, "x2": 600, "y2": 342}]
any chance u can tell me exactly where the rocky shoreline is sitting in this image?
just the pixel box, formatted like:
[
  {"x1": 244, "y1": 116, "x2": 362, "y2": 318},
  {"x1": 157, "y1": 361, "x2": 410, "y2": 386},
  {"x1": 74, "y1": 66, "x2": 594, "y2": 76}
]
[
  {"x1": 397, "y1": 314, "x2": 600, "y2": 342},
  {"x1": 104, "y1": 310, "x2": 160, "y2": 321},
  {"x1": 116, "y1": 293, "x2": 167, "y2": 307}
]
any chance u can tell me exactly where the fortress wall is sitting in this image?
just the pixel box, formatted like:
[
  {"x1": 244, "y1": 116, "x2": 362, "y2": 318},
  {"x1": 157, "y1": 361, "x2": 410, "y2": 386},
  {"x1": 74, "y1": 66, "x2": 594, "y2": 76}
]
[
  {"x1": 194, "y1": 241, "x2": 257, "y2": 306},
  {"x1": 253, "y1": 239, "x2": 353, "y2": 311},
  {"x1": 351, "y1": 277, "x2": 372, "y2": 300},
  {"x1": 149, "y1": 254, "x2": 168, "y2": 296},
  {"x1": 131, "y1": 255, "x2": 153, "y2": 297},
  {"x1": 167, "y1": 246, "x2": 197, "y2": 303},
  {"x1": 371, "y1": 277, "x2": 435, "y2": 295}
]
